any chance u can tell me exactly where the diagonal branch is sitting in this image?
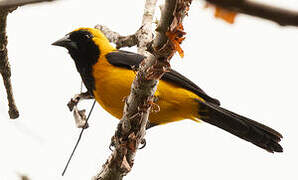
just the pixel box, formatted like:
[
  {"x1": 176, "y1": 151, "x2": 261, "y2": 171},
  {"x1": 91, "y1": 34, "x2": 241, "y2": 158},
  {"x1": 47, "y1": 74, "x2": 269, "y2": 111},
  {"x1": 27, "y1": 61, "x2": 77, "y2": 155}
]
[
  {"x1": 0, "y1": 7, "x2": 19, "y2": 119},
  {"x1": 0, "y1": 0, "x2": 56, "y2": 8},
  {"x1": 0, "y1": 0, "x2": 58, "y2": 119},
  {"x1": 93, "y1": 0, "x2": 192, "y2": 179},
  {"x1": 205, "y1": 0, "x2": 298, "y2": 26},
  {"x1": 95, "y1": 25, "x2": 138, "y2": 49}
]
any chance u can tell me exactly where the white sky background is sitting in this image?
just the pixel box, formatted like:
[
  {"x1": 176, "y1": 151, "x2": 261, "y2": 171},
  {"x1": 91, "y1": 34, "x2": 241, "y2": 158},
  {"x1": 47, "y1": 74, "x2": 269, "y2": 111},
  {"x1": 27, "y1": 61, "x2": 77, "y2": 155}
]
[{"x1": 0, "y1": 0, "x2": 297, "y2": 179}]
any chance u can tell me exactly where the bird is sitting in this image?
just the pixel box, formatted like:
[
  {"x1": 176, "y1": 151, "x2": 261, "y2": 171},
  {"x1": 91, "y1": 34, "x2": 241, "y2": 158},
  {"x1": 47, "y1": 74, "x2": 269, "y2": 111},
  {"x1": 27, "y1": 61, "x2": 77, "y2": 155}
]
[{"x1": 52, "y1": 27, "x2": 283, "y2": 153}]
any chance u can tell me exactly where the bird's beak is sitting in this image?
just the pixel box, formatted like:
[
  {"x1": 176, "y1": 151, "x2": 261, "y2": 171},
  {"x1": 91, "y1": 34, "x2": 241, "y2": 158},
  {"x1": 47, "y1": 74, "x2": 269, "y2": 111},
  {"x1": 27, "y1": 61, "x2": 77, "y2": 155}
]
[{"x1": 52, "y1": 35, "x2": 78, "y2": 49}]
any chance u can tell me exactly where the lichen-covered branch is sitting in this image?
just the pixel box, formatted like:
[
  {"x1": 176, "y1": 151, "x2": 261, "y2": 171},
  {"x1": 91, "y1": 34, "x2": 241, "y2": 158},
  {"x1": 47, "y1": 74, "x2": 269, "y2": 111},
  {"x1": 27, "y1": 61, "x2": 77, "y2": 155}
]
[
  {"x1": 205, "y1": 0, "x2": 298, "y2": 26},
  {"x1": 0, "y1": 8, "x2": 19, "y2": 119},
  {"x1": 0, "y1": 0, "x2": 56, "y2": 8},
  {"x1": 93, "y1": 0, "x2": 192, "y2": 179},
  {"x1": 136, "y1": 0, "x2": 157, "y2": 55}
]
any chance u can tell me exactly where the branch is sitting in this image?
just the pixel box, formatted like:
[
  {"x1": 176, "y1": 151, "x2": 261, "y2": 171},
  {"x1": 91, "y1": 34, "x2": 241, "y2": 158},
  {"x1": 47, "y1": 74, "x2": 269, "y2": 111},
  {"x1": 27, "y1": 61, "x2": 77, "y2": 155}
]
[
  {"x1": 19, "y1": 174, "x2": 30, "y2": 180},
  {"x1": 136, "y1": 0, "x2": 156, "y2": 55},
  {"x1": 0, "y1": 7, "x2": 19, "y2": 119},
  {"x1": 0, "y1": 0, "x2": 59, "y2": 119},
  {"x1": 95, "y1": 25, "x2": 138, "y2": 49},
  {"x1": 205, "y1": 0, "x2": 298, "y2": 26},
  {"x1": 0, "y1": 0, "x2": 56, "y2": 8},
  {"x1": 93, "y1": 0, "x2": 192, "y2": 179},
  {"x1": 95, "y1": 0, "x2": 157, "y2": 54}
]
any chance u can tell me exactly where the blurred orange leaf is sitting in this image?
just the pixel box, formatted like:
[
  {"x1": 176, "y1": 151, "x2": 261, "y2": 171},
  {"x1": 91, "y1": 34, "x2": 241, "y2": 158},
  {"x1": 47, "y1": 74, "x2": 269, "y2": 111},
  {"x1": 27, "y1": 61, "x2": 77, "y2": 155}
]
[
  {"x1": 205, "y1": 3, "x2": 237, "y2": 24},
  {"x1": 214, "y1": 7, "x2": 237, "y2": 24},
  {"x1": 166, "y1": 23, "x2": 186, "y2": 58}
]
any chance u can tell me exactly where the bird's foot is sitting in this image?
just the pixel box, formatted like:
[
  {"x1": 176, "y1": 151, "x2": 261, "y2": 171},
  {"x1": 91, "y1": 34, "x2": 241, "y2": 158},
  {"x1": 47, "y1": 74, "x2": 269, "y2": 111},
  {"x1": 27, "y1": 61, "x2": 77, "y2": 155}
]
[{"x1": 139, "y1": 138, "x2": 146, "y2": 149}]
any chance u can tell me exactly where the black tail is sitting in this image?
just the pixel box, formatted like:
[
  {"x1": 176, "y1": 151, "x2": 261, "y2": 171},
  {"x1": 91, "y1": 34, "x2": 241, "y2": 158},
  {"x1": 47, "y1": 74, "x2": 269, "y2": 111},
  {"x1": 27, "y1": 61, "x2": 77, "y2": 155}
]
[{"x1": 197, "y1": 100, "x2": 283, "y2": 153}]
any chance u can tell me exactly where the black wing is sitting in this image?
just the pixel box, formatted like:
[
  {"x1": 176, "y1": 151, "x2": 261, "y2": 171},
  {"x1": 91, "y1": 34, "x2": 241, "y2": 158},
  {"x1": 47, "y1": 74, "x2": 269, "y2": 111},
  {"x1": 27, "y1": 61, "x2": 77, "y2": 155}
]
[{"x1": 106, "y1": 50, "x2": 220, "y2": 105}]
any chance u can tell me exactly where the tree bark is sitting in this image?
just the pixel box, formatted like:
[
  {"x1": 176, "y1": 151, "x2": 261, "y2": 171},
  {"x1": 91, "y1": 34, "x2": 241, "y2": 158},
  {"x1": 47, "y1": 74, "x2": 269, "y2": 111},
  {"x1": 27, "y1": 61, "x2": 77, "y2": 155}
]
[
  {"x1": 0, "y1": 0, "x2": 59, "y2": 119},
  {"x1": 95, "y1": 25, "x2": 138, "y2": 50},
  {"x1": 93, "y1": 0, "x2": 192, "y2": 179},
  {"x1": 0, "y1": 7, "x2": 19, "y2": 119},
  {"x1": 206, "y1": 0, "x2": 298, "y2": 26},
  {"x1": 0, "y1": 0, "x2": 56, "y2": 8}
]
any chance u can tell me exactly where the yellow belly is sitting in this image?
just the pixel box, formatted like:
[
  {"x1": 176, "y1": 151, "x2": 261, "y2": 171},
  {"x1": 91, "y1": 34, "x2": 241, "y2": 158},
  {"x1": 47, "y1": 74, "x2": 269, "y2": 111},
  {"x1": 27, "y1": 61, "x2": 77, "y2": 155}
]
[{"x1": 92, "y1": 58, "x2": 203, "y2": 125}]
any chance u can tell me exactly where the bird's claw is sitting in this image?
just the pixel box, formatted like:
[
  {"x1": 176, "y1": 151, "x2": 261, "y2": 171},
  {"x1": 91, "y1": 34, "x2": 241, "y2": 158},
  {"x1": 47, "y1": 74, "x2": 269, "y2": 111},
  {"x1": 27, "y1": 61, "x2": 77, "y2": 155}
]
[
  {"x1": 139, "y1": 138, "x2": 146, "y2": 149},
  {"x1": 109, "y1": 141, "x2": 115, "y2": 151},
  {"x1": 109, "y1": 139, "x2": 146, "y2": 150}
]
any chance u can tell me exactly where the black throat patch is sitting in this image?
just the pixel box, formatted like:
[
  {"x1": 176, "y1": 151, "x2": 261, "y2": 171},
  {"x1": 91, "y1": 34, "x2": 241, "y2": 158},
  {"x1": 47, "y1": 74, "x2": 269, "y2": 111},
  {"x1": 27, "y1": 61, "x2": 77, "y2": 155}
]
[{"x1": 67, "y1": 30, "x2": 100, "y2": 94}]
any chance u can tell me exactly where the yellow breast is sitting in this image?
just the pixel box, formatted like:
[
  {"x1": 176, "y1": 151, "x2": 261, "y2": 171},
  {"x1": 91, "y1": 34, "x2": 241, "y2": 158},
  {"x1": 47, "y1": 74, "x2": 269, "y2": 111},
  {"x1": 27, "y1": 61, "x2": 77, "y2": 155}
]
[{"x1": 92, "y1": 57, "x2": 203, "y2": 125}]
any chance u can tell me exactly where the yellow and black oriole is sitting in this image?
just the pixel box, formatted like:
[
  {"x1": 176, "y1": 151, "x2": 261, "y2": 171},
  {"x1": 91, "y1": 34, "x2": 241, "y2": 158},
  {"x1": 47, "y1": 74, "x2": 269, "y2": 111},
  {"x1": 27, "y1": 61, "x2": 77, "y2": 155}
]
[{"x1": 52, "y1": 28, "x2": 283, "y2": 153}]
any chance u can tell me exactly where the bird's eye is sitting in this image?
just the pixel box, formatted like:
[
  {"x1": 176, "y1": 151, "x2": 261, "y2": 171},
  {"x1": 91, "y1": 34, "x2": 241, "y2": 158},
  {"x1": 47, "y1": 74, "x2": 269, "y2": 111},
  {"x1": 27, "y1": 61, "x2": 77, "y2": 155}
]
[{"x1": 84, "y1": 34, "x2": 91, "y2": 39}]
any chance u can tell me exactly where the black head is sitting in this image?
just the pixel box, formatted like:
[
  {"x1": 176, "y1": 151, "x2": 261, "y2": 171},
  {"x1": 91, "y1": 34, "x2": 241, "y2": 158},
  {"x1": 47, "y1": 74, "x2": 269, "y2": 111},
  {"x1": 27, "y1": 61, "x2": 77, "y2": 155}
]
[
  {"x1": 52, "y1": 29, "x2": 100, "y2": 66},
  {"x1": 52, "y1": 29, "x2": 101, "y2": 92}
]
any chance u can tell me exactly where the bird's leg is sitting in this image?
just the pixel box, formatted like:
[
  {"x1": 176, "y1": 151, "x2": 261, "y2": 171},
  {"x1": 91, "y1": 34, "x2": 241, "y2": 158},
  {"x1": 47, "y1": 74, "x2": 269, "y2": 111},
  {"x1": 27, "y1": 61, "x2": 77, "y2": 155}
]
[
  {"x1": 67, "y1": 91, "x2": 94, "y2": 111},
  {"x1": 67, "y1": 91, "x2": 94, "y2": 128}
]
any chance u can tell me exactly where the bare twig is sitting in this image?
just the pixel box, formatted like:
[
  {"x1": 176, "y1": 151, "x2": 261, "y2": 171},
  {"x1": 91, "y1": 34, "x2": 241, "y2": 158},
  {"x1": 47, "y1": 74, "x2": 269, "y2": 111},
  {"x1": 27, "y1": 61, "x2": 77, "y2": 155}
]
[
  {"x1": 0, "y1": 7, "x2": 19, "y2": 119},
  {"x1": 95, "y1": 25, "x2": 138, "y2": 49},
  {"x1": 62, "y1": 100, "x2": 96, "y2": 176},
  {"x1": 19, "y1": 174, "x2": 30, "y2": 180},
  {"x1": 93, "y1": 0, "x2": 192, "y2": 179},
  {"x1": 61, "y1": 91, "x2": 95, "y2": 176},
  {"x1": 0, "y1": 0, "x2": 56, "y2": 8},
  {"x1": 205, "y1": 0, "x2": 298, "y2": 26},
  {"x1": 0, "y1": 0, "x2": 58, "y2": 119},
  {"x1": 136, "y1": 0, "x2": 157, "y2": 55}
]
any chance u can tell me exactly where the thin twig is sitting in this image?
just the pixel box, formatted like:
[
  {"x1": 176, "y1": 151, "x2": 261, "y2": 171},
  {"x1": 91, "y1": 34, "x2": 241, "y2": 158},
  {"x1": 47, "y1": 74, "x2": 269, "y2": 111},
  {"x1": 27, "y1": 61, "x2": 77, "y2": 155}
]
[
  {"x1": 95, "y1": 25, "x2": 138, "y2": 49},
  {"x1": 0, "y1": 0, "x2": 58, "y2": 119},
  {"x1": 0, "y1": 0, "x2": 56, "y2": 8},
  {"x1": 205, "y1": 0, "x2": 298, "y2": 26},
  {"x1": 62, "y1": 100, "x2": 96, "y2": 176},
  {"x1": 19, "y1": 174, "x2": 30, "y2": 180},
  {"x1": 0, "y1": 7, "x2": 19, "y2": 119}
]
